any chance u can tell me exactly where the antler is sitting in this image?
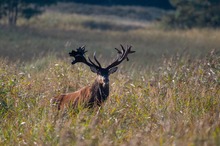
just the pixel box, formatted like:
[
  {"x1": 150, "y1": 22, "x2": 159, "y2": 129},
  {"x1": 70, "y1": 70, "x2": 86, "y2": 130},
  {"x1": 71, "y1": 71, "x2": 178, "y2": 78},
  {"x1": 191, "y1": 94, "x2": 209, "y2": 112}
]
[
  {"x1": 106, "y1": 44, "x2": 135, "y2": 69},
  {"x1": 69, "y1": 46, "x2": 101, "y2": 69},
  {"x1": 69, "y1": 45, "x2": 135, "y2": 70}
]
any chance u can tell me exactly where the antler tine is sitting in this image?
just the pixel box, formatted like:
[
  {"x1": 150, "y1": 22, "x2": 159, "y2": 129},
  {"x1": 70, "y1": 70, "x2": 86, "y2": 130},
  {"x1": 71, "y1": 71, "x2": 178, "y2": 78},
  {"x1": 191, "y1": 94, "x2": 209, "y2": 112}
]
[
  {"x1": 120, "y1": 44, "x2": 125, "y2": 53},
  {"x1": 126, "y1": 45, "x2": 132, "y2": 61},
  {"x1": 85, "y1": 52, "x2": 102, "y2": 69},
  {"x1": 106, "y1": 45, "x2": 135, "y2": 69},
  {"x1": 88, "y1": 57, "x2": 96, "y2": 66},
  {"x1": 93, "y1": 52, "x2": 102, "y2": 68},
  {"x1": 114, "y1": 47, "x2": 122, "y2": 54},
  {"x1": 81, "y1": 46, "x2": 85, "y2": 51}
]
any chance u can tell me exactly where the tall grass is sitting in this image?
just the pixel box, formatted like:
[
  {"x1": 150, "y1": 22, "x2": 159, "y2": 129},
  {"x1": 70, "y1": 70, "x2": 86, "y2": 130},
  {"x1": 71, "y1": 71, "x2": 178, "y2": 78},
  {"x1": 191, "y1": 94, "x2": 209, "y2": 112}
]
[
  {"x1": 0, "y1": 51, "x2": 219, "y2": 145},
  {"x1": 0, "y1": 4, "x2": 220, "y2": 145},
  {"x1": 1, "y1": 10, "x2": 220, "y2": 65}
]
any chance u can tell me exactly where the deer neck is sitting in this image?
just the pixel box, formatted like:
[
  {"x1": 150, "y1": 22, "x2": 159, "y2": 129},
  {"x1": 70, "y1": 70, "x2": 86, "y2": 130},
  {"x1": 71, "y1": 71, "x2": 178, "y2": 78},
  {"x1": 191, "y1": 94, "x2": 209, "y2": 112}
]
[{"x1": 90, "y1": 79, "x2": 109, "y2": 106}]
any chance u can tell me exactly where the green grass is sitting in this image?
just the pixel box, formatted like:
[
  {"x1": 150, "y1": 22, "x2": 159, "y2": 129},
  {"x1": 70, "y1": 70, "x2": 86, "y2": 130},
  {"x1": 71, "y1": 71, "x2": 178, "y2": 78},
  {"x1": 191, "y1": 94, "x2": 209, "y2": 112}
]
[{"x1": 0, "y1": 51, "x2": 219, "y2": 145}]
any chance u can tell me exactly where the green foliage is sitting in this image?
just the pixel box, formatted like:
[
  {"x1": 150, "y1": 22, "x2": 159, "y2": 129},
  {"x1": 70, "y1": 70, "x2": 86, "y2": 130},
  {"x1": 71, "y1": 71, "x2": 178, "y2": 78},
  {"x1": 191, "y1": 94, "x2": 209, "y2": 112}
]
[
  {"x1": 62, "y1": 0, "x2": 172, "y2": 9},
  {"x1": 0, "y1": 0, "x2": 57, "y2": 25},
  {"x1": 163, "y1": 0, "x2": 220, "y2": 28},
  {"x1": 0, "y1": 51, "x2": 219, "y2": 145}
]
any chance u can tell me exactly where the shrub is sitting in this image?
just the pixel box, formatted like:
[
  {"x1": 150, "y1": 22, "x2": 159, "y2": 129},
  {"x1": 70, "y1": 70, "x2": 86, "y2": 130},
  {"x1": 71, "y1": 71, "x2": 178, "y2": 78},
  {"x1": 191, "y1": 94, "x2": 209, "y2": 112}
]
[{"x1": 163, "y1": 0, "x2": 220, "y2": 28}]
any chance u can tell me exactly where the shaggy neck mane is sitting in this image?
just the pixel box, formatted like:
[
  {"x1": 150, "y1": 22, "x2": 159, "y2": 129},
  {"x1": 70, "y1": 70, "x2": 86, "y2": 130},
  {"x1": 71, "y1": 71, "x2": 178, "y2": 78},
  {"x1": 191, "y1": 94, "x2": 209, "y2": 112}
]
[{"x1": 89, "y1": 79, "x2": 109, "y2": 107}]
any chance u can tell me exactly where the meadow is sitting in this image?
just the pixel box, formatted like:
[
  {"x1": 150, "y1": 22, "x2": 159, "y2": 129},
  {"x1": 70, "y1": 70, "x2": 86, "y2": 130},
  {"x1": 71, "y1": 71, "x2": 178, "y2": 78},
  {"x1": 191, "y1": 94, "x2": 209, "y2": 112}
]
[{"x1": 0, "y1": 3, "x2": 220, "y2": 146}]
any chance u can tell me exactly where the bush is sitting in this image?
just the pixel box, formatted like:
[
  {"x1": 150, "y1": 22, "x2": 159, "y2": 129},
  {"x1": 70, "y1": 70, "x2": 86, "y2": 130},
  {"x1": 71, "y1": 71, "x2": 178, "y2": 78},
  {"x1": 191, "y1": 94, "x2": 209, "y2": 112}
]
[{"x1": 163, "y1": 0, "x2": 220, "y2": 28}]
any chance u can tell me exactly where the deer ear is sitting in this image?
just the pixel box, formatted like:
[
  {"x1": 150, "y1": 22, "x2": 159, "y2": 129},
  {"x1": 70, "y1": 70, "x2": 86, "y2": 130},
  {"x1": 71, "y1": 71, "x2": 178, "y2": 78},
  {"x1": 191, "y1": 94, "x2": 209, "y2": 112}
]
[
  {"x1": 109, "y1": 67, "x2": 118, "y2": 75},
  {"x1": 90, "y1": 66, "x2": 98, "y2": 73}
]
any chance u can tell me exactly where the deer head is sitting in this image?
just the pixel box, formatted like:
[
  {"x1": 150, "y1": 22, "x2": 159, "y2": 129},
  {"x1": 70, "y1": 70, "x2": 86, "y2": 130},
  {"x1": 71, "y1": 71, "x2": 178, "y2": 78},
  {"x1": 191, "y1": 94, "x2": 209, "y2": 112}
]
[{"x1": 69, "y1": 45, "x2": 135, "y2": 87}]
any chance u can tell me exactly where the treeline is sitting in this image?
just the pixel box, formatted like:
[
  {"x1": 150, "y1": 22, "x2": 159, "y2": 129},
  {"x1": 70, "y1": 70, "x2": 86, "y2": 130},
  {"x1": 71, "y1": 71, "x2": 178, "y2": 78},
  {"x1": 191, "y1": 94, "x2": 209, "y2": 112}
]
[
  {"x1": 0, "y1": 0, "x2": 57, "y2": 26},
  {"x1": 62, "y1": 0, "x2": 173, "y2": 9},
  {"x1": 0, "y1": 0, "x2": 220, "y2": 28},
  {"x1": 163, "y1": 0, "x2": 220, "y2": 28},
  {"x1": 0, "y1": 0, "x2": 172, "y2": 26}
]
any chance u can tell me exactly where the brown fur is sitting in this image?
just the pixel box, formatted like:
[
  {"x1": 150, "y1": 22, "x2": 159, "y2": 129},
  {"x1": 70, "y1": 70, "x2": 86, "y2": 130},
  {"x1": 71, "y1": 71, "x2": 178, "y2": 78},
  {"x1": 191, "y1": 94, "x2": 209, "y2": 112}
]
[{"x1": 51, "y1": 77, "x2": 109, "y2": 110}]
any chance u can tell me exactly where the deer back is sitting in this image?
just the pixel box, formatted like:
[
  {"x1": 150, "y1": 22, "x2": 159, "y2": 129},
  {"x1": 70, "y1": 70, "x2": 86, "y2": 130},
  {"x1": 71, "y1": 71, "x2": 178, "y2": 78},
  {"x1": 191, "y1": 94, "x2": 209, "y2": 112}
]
[{"x1": 51, "y1": 85, "x2": 92, "y2": 110}]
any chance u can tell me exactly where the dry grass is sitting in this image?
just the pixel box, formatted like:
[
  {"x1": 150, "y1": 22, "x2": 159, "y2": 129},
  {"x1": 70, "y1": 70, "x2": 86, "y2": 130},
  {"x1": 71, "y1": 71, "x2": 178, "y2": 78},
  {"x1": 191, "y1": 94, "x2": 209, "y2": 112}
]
[
  {"x1": 1, "y1": 10, "x2": 220, "y2": 65},
  {"x1": 0, "y1": 51, "x2": 219, "y2": 145},
  {"x1": 0, "y1": 4, "x2": 220, "y2": 145}
]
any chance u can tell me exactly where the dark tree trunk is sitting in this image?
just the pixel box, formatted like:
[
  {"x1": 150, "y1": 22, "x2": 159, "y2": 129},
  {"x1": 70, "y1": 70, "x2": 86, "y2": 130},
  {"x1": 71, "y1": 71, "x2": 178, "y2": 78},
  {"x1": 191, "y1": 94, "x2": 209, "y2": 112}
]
[{"x1": 8, "y1": 1, "x2": 18, "y2": 26}]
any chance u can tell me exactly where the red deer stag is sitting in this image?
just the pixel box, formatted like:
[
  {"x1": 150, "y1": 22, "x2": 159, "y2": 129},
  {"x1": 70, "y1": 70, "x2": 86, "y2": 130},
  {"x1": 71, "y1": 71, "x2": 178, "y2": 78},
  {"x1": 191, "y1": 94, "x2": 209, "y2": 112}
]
[{"x1": 51, "y1": 45, "x2": 135, "y2": 110}]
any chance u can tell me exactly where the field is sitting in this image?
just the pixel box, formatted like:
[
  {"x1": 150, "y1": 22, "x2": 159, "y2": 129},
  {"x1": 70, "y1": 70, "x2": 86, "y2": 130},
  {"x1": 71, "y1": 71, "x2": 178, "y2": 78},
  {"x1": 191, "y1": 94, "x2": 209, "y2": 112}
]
[{"x1": 0, "y1": 3, "x2": 220, "y2": 146}]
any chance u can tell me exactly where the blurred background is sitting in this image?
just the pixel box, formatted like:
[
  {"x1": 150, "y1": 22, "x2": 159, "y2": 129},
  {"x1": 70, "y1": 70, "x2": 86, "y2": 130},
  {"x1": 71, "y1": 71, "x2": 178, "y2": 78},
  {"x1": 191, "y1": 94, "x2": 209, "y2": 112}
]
[{"x1": 0, "y1": 0, "x2": 220, "y2": 67}]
